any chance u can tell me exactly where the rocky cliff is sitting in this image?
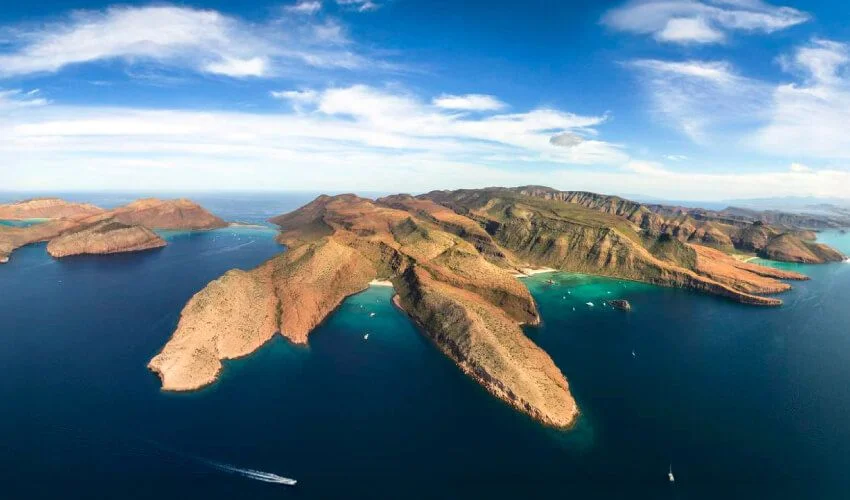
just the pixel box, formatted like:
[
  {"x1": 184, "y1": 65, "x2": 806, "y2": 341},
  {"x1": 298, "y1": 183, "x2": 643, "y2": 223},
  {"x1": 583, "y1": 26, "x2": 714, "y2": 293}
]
[
  {"x1": 46, "y1": 220, "x2": 166, "y2": 258},
  {"x1": 0, "y1": 197, "x2": 224, "y2": 263},
  {"x1": 150, "y1": 194, "x2": 578, "y2": 428},
  {"x1": 420, "y1": 188, "x2": 816, "y2": 306},
  {"x1": 150, "y1": 188, "x2": 842, "y2": 428}
]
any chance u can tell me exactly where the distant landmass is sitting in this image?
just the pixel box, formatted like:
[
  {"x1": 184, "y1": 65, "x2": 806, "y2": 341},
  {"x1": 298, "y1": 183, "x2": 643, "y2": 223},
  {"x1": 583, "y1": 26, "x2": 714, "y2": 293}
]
[
  {"x1": 0, "y1": 198, "x2": 225, "y2": 263},
  {"x1": 145, "y1": 186, "x2": 845, "y2": 429}
]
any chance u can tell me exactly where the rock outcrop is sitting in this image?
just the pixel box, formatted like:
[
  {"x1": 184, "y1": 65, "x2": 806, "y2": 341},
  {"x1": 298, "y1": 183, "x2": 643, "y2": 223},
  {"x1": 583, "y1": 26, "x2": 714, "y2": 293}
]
[
  {"x1": 151, "y1": 194, "x2": 578, "y2": 428},
  {"x1": 0, "y1": 197, "x2": 225, "y2": 263},
  {"x1": 46, "y1": 220, "x2": 166, "y2": 258},
  {"x1": 149, "y1": 188, "x2": 842, "y2": 428},
  {"x1": 609, "y1": 300, "x2": 631, "y2": 311}
]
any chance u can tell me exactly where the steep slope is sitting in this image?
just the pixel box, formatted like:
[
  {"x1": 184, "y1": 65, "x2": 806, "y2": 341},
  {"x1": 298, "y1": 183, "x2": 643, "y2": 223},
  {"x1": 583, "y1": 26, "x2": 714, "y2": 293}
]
[
  {"x1": 421, "y1": 188, "x2": 810, "y2": 305},
  {"x1": 46, "y1": 220, "x2": 166, "y2": 258},
  {"x1": 149, "y1": 188, "x2": 838, "y2": 429},
  {"x1": 0, "y1": 197, "x2": 225, "y2": 263},
  {"x1": 499, "y1": 186, "x2": 845, "y2": 262},
  {"x1": 107, "y1": 198, "x2": 227, "y2": 230},
  {"x1": 150, "y1": 194, "x2": 578, "y2": 428}
]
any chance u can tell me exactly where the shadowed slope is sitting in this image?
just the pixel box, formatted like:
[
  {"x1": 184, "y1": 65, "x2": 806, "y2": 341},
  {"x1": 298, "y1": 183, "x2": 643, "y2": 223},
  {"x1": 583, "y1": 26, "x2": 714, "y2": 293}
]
[{"x1": 150, "y1": 194, "x2": 578, "y2": 428}]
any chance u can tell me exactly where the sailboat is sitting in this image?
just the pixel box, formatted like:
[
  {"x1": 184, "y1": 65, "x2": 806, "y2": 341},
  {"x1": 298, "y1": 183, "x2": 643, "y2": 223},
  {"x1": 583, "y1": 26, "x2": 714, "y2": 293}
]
[{"x1": 668, "y1": 464, "x2": 675, "y2": 483}]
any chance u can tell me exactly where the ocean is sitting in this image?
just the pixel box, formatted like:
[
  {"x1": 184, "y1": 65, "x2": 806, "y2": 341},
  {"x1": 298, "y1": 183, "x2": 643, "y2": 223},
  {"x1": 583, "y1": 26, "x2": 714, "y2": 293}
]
[{"x1": 1, "y1": 193, "x2": 848, "y2": 499}]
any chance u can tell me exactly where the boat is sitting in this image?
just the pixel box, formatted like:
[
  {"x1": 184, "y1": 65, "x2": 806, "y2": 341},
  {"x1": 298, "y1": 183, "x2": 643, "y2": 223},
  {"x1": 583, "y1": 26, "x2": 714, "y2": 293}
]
[
  {"x1": 631, "y1": 350, "x2": 636, "y2": 358},
  {"x1": 545, "y1": 279, "x2": 555, "y2": 285},
  {"x1": 369, "y1": 312, "x2": 376, "y2": 317},
  {"x1": 586, "y1": 302, "x2": 594, "y2": 307},
  {"x1": 363, "y1": 333, "x2": 369, "y2": 341},
  {"x1": 668, "y1": 464, "x2": 675, "y2": 483}
]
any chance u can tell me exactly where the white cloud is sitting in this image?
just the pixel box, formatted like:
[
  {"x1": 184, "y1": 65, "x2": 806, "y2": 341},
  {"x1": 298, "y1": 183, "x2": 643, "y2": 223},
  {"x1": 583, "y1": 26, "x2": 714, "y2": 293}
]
[
  {"x1": 271, "y1": 89, "x2": 320, "y2": 105},
  {"x1": 629, "y1": 59, "x2": 768, "y2": 142},
  {"x1": 2, "y1": 84, "x2": 845, "y2": 199},
  {"x1": 603, "y1": 0, "x2": 809, "y2": 44},
  {"x1": 285, "y1": 1, "x2": 323, "y2": 15},
  {"x1": 630, "y1": 39, "x2": 850, "y2": 163},
  {"x1": 751, "y1": 40, "x2": 850, "y2": 159},
  {"x1": 0, "y1": 84, "x2": 628, "y2": 193},
  {"x1": 432, "y1": 94, "x2": 507, "y2": 111},
  {"x1": 0, "y1": 88, "x2": 48, "y2": 110},
  {"x1": 664, "y1": 154, "x2": 688, "y2": 161},
  {"x1": 790, "y1": 162, "x2": 811, "y2": 172},
  {"x1": 336, "y1": 0, "x2": 379, "y2": 12},
  {"x1": 0, "y1": 5, "x2": 385, "y2": 79},
  {"x1": 204, "y1": 57, "x2": 267, "y2": 77},
  {"x1": 655, "y1": 17, "x2": 725, "y2": 43}
]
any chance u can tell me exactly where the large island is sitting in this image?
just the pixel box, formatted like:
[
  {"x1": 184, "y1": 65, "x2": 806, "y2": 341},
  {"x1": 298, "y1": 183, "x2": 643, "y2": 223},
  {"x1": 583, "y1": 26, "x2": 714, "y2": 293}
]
[{"x1": 148, "y1": 187, "x2": 846, "y2": 429}]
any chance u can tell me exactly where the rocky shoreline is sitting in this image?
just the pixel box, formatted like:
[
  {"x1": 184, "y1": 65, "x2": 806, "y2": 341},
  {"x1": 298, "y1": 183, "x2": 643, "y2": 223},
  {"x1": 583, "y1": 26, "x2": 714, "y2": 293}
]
[{"x1": 148, "y1": 188, "x2": 842, "y2": 428}]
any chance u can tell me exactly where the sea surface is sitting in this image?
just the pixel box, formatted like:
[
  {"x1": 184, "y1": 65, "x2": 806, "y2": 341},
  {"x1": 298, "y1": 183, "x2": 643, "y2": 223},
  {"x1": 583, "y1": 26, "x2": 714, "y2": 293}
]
[{"x1": 1, "y1": 193, "x2": 849, "y2": 499}]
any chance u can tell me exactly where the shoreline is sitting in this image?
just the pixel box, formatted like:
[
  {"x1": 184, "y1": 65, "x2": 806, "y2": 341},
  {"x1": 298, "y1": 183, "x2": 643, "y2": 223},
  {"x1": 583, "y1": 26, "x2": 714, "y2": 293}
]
[
  {"x1": 514, "y1": 267, "x2": 557, "y2": 278},
  {"x1": 369, "y1": 279, "x2": 394, "y2": 287}
]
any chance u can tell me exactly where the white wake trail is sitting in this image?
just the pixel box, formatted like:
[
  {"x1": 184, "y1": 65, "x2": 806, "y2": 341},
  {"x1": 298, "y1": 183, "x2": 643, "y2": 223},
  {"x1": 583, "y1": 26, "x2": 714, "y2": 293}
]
[{"x1": 206, "y1": 460, "x2": 297, "y2": 485}]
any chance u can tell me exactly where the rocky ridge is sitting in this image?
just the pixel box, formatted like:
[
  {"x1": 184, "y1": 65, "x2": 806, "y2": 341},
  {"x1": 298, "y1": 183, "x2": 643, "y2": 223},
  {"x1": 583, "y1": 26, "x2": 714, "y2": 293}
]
[{"x1": 149, "y1": 188, "x2": 843, "y2": 428}]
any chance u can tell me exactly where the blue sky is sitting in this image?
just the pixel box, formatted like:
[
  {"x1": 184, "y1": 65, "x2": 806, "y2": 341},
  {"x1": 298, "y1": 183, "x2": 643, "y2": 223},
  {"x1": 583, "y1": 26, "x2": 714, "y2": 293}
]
[{"x1": 1, "y1": 0, "x2": 849, "y2": 199}]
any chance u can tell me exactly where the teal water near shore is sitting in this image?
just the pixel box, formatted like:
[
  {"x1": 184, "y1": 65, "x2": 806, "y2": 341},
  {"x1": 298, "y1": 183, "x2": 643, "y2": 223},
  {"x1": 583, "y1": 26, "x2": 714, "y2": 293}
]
[{"x1": 1, "y1": 193, "x2": 849, "y2": 498}]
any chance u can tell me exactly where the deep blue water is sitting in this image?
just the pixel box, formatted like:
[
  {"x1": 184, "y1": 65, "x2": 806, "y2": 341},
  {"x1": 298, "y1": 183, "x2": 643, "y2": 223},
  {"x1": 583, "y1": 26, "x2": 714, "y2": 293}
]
[{"x1": 1, "y1": 193, "x2": 849, "y2": 499}]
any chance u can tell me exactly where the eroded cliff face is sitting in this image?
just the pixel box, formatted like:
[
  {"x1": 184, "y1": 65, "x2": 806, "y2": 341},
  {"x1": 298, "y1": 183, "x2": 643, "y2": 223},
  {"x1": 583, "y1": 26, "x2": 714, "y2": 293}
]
[
  {"x1": 46, "y1": 220, "x2": 166, "y2": 258},
  {"x1": 420, "y1": 189, "x2": 813, "y2": 306},
  {"x1": 150, "y1": 194, "x2": 576, "y2": 428},
  {"x1": 0, "y1": 198, "x2": 224, "y2": 263},
  {"x1": 496, "y1": 186, "x2": 846, "y2": 263},
  {"x1": 149, "y1": 188, "x2": 840, "y2": 429}
]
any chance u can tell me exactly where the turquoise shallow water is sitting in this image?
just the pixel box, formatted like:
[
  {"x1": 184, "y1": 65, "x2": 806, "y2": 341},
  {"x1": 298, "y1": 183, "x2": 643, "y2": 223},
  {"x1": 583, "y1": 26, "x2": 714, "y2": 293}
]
[{"x1": 1, "y1": 193, "x2": 849, "y2": 499}]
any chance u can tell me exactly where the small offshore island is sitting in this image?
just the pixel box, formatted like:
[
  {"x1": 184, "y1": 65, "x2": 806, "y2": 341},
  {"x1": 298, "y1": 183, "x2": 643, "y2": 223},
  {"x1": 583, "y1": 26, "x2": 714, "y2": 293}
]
[
  {"x1": 144, "y1": 186, "x2": 844, "y2": 429},
  {"x1": 0, "y1": 197, "x2": 226, "y2": 263}
]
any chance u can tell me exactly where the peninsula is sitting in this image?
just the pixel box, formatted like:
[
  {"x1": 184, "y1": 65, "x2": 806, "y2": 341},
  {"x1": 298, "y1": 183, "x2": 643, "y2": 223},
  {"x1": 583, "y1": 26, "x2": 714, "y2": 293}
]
[
  {"x1": 0, "y1": 198, "x2": 225, "y2": 262},
  {"x1": 149, "y1": 187, "x2": 845, "y2": 429}
]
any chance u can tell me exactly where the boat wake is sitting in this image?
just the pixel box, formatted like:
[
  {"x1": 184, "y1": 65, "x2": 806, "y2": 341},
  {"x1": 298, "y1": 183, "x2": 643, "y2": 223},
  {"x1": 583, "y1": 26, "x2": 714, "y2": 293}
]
[{"x1": 205, "y1": 460, "x2": 297, "y2": 485}]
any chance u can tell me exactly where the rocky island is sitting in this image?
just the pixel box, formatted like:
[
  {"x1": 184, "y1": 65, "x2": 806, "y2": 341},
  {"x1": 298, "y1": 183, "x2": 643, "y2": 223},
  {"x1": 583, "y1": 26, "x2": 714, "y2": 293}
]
[
  {"x1": 0, "y1": 198, "x2": 225, "y2": 262},
  {"x1": 148, "y1": 187, "x2": 845, "y2": 429}
]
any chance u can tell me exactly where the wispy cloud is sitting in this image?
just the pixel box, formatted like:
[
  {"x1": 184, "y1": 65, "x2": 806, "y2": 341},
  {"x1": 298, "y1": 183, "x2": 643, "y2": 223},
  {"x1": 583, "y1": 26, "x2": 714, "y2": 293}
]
[
  {"x1": 0, "y1": 84, "x2": 634, "y2": 192},
  {"x1": 432, "y1": 94, "x2": 507, "y2": 111},
  {"x1": 336, "y1": 0, "x2": 380, "y2": 12},
  {"x1": 0, "y1": 5, "x2": 389, "y2": 79},
  {"x1": 602, "y1": 0, "x2": 809, "y2": 44},
  {"x1": 285, "y1": 1, "x2": 323, "y2": 15},
  {"x1": 628, "y1": 58, "x2": 768, "y2": 142},
  {"x1": 628, "y1": 38, "x2": 850, "y2": 162},
  {"x1": 0, "y1": 88, "x2": 48, "y2": 110},
  {"x1": 752, "y1": 40, "x2": 850, "y2": 159}
]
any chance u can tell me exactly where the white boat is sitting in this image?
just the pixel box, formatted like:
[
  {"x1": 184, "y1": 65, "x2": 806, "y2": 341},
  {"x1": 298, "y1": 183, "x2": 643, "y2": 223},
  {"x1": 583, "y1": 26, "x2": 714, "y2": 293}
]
[
  {"x1": 363, "y1": 333, "x2": 369, "y2": 340},
  {"x1": 586, "y1": 302, "x2": 594, "y2": 307},
  {"x1": 668, "y1": 464, "x2": 675, "y2": 483},
  {"x1": 631, "y1": 350, "x2": 636, "y2": 358},
  {"x1": 369, "y1": 312, "x2": 376, "y2": 317}
]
